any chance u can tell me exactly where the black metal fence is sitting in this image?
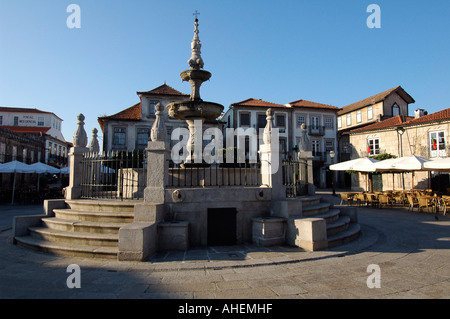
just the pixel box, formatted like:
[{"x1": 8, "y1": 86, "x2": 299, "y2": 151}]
[
  {"x1": 80, "y1": 151, "x2": 146, "y2": 200},
  {"x1": 282, "y1": 159, "x2": 309, "y2": 198},
  {"x1": 167, "y1": 162, "x2": 261, "y2": 188}
]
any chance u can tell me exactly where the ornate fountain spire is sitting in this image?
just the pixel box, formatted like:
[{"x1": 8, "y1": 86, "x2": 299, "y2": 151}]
[{"x1": 188, "y1": 13, "x2": 204, "y2": 70}]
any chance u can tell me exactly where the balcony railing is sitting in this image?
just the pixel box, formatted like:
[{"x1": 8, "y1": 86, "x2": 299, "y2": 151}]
[{"x1": 308, "y1": 125, "x2": 325, "y2": 136}]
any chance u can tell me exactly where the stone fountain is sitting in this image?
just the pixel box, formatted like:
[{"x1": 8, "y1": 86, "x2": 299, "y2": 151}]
[{"x1": 166, "y1": 17, "x2": 224, "y2": 166}]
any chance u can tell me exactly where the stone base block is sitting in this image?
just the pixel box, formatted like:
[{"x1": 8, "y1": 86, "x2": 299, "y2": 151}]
[
  {"x1": 157, "y1": 221, "x2": 189, "y2": 251},
  {"x1": 252, "y1": 217, "x2": 286, "y2": 247},
  {"x1": 134, "y1": 203, "x2": 166, "y2": 222},
  {"x1": 270, "y1": 199, "x2": 302, "y2": 218},
  {"x1": 287, "y1": 217, "x2": 328, "y2": 251},
  {"x1": 118, "y1": 222, "x2": 156, "y2": 261}
]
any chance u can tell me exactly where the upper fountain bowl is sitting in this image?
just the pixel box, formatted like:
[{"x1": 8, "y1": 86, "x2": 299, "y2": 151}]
[{"x1": 166, "y1": 100, "x2": 223, "y2": 122}]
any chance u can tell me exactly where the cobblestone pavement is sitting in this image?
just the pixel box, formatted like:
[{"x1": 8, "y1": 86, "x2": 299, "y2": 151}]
[{"x1": 0, "y1": 200, "x2": 449, "y2": 300}]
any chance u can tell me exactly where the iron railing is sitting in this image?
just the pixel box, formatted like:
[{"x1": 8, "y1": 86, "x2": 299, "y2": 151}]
[
  {"x1": 282, "y1": 159, "x2": 309, "y2": 198},
  {"x1": 167, "y1": 162, "x2": 261, "y2": 188},
  {"x1": 80, "y1": 151, "x2": 146, "y2": 200}
]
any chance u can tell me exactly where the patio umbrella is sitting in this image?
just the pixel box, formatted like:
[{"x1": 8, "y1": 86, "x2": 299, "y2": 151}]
[
  {"x1": 60, "y1": 166, "x2": 70, "y2": 174},
  {"x1": 423, "y1": 157, "x2": 450, "y2": 172},
  {"x1": 0, "y1": 160, "x2": 36, "y2": 204},
  {"x1": 29, "y1": 162, "x2": 61, "y2": 191},
  {"x1": 329, "y1": 157, "x2": 379, "y2": 172},
  {"x1": 330, "y1": 157, "x2": 379, "y2": 191},
  {"x1": 374, "y1": 155, "x2": 430, "y2": 194}
]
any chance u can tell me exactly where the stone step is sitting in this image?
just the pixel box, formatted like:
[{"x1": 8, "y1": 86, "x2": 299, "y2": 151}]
[
  {"x1": 327, "y1": 223, "x2": 361, "y2": 248},
  {"x1": 53, "y1": 209, "x2": 134, "y2": 223},
  {"x1": 311, "y1": 208, "x2": 341, "y2": 223},
  {"x1": 42, "y1": 218, "x2": 127, "y2": 234},
  {"x1": 299, "y1": 195, "x2": 322, "y2": 207},
  {"x1": 326, "y1": 215, "x2": 350, "y2": 236},
  {"x1": 15, "y1": 236, "x2": 118, "y2": 259},
  {"x1": 302, "y1": 202, "x2": 331, "y2": 217},
  {"x1": 29, "y1": 227, "x2": 119, "y2": 247},
  {"x1": 65, "y1": 199, "x2": 138, "y2": 213}
]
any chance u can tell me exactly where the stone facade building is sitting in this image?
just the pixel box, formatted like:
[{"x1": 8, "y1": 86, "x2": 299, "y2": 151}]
[
  {"x1": 98, "y1": 84, "x2": 190, "y2": 152},
  {"x1": 0, "y1": 106, "x2": 70, "y2": 166},
  {"x1": 348, "y1": 108, "x2": 450, "y2": 191},
  {"x1": 221, "y1": 97, "x2": 340, "y2": 188}
]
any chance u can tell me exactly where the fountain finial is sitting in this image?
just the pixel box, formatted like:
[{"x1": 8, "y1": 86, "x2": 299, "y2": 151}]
[{"x1": 188, "y1": 14, "x2": 204, "y2": 70}]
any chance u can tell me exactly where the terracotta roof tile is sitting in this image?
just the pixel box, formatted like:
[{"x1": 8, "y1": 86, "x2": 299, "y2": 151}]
[
  {"x1": 405, "y1": 107, "x2": 450, "y2": 126},
  {"x1": 2, "y1": 126, "x2": 51, "y2": 134},
  {"x1": 288, "y1": 99, "x2": 339, "y2": 110},
  {"x1": 97, "y1": 103, "x2": 141, "y2": 132},
  {"x1": 349, "y1": 116, "x2": 414, "y2": 133},
  {"x1": 137, "y1": 83, "x2": 189, "y2": 96},
  {"x1": 231, "y1": 98, "x2": 287, "y2": 108},
  {"x1": 338, "y1": 86, "x2": 415, "y2": 115}
]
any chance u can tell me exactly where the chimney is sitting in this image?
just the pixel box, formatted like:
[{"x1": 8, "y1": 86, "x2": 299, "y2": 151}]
[{"x1": 414, "y1": 108, "x2": 428, "y2": 119}]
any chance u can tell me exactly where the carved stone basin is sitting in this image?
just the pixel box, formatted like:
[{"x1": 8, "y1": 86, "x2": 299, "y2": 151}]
[{"x1": 166, "y1": 100, "x2": 223, "y2": 121}]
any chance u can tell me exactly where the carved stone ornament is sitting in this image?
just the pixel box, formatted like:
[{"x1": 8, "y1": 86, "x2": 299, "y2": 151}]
[
  {"x1": 73, "y1": 113, "x2": 88, "y2": 147},
  {"x1": 263, "y1": 108, "x2": 274, "y2": 145},
  {"x1": 89, "y1": 128, "x2": 100, "y2": 154},
  {"x1": 151, "y1": 103, "x2": 167, "y2": 142}
]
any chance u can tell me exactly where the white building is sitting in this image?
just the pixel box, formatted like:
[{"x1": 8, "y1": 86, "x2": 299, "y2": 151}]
[
  {"x1": 0, "y1": 106, "x2": 69, "y2": 166},
  {"x1": 98, "y1": 83, "x2": 190, "y2": 152},
  {"x1": 221, "y1": 98, "x2": 340, "y2": 188}
]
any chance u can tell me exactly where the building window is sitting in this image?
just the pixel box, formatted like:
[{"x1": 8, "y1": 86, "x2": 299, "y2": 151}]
[
  {"x1": 113, "y1": 127, "x2": 127, "y2": 149},
  {"x1": 14, "y1": 116, "x2": 19, "y2": 126},
  {"x1": 240, "y1": 113, "x2": 250, "y2": 126},
  {"x1": 48, "y1": 142, "x2": 52, "y2": 155},
  {"x1": 392, "y1": 103, "x2": 400, "y2": 116},
  {"x1": 38, "y1": 117, "x2": 44, "y2": 126},
  {"x1": 276, "y1": 115, "x2": 285, "y2": 128},
  {"x1": 136, "y1": 128, "x2": 149, "y2": 150},
  {"x1": 312, "y1": 140, "x2": 321, "y2": 157},
  {"x1": 297, "y1": 115, "x2": 306, "y2": 127},
  {"x1": 346, "y1": 114, "x2": 352, "y2": 126},
  {"x1": 356, "y1": 110, "x2": 362, "y2": 123},
  {"x1": 367, "y1": 106, "x2": 373, "y2": 120},
  {"x1": 0, "y1": 116, "x2": 2, "y2": 125},
  {"x1": 325, "y1": 117, "x2": 334, "y2": 129},
  {"x1": 311, "y1": 116, "x2": 320, "y2": 129},
  {"x1": 367, "y1": 138, "x2": 380, "y2": 156},
  {"x1": 325, "y1": 139, "x2": 334, "y2": 151},
  {"x1": 337, "y1": 117, "x2": 342, "y2": 128},
  {"x1": 257, "y1": 114, "x2": 267, "y2": 130},
  {"x1": 149, "y1": 101, "x2": 158, "y2": 115},
  {"x1": 430, "y1": 131, "x2": 446, "y2": 157}
]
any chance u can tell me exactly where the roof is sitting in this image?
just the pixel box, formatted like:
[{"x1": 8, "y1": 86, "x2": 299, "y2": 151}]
[
  {"x1": 1, "y1": 126, "x2": 51, "y2": 134},
  {"x1": 0, "y1": 106, "x2": 63, "y2": 121},
  {"x1": 97, "y1": 103, "x2": 141, "y2": 131},
  {"x1": 404, "y1": 107, "x2": 450, "y2": 126},
  {"x1": 137, "y1": 83, "x2": 189, "y2": 97},
  {"x1": 349, "y1": 116, "x2": 414, "y2": 134},
  {"x1": 287, "y1": 99, "x2": 339, "y2": 111},
  {"x1": 349, "y1": 107, "x2": 450, "y2": 134},
  {"x1": 231, "y1": 98, "x2": 288, "y2": 109},
  {"x1": 338, "y1": 86, "x2": 415, "y2": 115}
]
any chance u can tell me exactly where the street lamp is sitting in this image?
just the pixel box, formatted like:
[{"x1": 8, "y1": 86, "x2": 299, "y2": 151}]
[{"x1": 329, "y1": 150, "x2": 336, "y2": 196}]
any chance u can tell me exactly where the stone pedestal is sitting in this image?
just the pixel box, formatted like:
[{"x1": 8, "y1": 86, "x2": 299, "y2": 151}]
[
  {"x1": 144, "y1": 141, "x2": 170, "y2": 203},
  {"x1": 259, "y1": 144, "x2": 285, "y2": 201},
  {"x1": 287, "y1": 217, "x2": 328, "y2": 251},
  {"x1": 65, "y1": 146, "x2": 88, "y2": 200},
  {"x1": 157, "y1": 221, "x2": 189, "y2": 251},
  {"x1": 252, "y1": 217, "x2": 286, "y2": 247}
]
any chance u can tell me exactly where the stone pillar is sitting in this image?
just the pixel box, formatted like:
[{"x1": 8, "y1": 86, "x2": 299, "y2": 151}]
[
  {"x1": 259, "y1": 108, "x2": 285, "y2": 200},
  {"x1": 144, "y1": 103, "x2": 170, "y2": 204},
  {"x1": 66, "y1": 114, "x2": 89, "y2": 200},
  {"x1": 297, "y1": 124, "x2": 315, "y2": 196}
]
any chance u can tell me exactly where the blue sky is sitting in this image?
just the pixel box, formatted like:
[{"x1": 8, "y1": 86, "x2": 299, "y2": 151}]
[{"x1": 1, "y1": 0, "x2": 449, "y2": 144}]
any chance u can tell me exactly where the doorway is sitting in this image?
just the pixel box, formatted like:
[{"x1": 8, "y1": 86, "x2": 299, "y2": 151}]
[{"x1": 207, "y1": 208, "x2": 237, "y2": 246}]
